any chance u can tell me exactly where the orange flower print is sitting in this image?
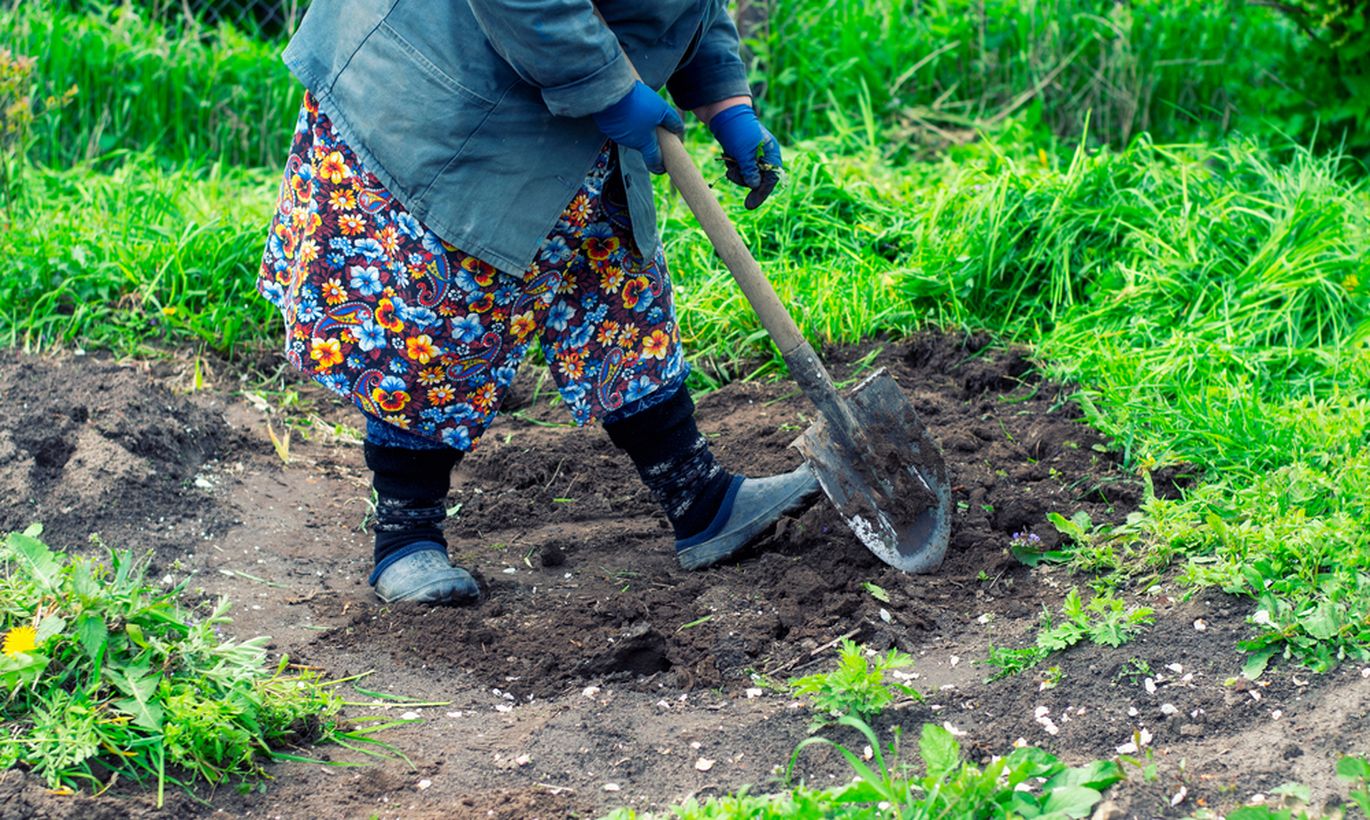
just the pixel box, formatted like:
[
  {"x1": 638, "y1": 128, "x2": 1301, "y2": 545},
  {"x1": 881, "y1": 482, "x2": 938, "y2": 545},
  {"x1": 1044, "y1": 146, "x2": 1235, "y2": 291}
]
[
  {"x1": 427, "y1": 385, "x2": 456, "y2": 406},
  {"x1": 621, "y1": 277, "x2": 650, "y2": 310},
  {"x1": 617, "y1": 323, "x2": 640, "y2": 348},
  {"x1": 469, "y1": 293, "x2": 495, "y2": 314},
  {"x1": 417, "y1": 365, "x2": 445, "y2": 386},
  {"x1": 378, "y1": 225, "x2": 400, "y2": 256},
  {"x1": 383, "y1": 414, "x2": 411, "y2": 430},
  {"x1": 472, "y1": 382, "x2": 499, "y2": 412},
  {"x1": 375, "y1": 298, "x2": 404, "y2": 332},
  {"x1": 274, "y1": 222, "x2": 297, "y2": 259},
  {"x1": 328, "y1": 188, "x2": 356, "y2": 210},
  {"x1": 557, "y1": 350, "x2": 584, "y2": 380},
  {"x1": 310, "y1": 337, "x2": 344, "y2": 369},
  {"x1": 290, "y1": 172, "x2": 311, "y2": 203},
  {"x1": 596, "y1": 320, "x2": 621, "y2": 346},
  {"x1": 460, "y1": 256, "x2": 497, "y2": 288},
  {"x1": 373, "y1": 386, "x2": 410, "y2": 412},
  {"x1": 405, "y1": 334, "x2": 437, "y2": 364},
  {"x1": 321, "y1": 277, "x2": 347, "y2": 305},
  {"x1": 319, "y1": 151, "x2": 350, "y2": 184},
  {"x1": 299, "y1": 238, "x2": 320, "y2": 265},
  {"x1": 510, "y1": 311, "x2": 536, "y2": 342},
  {"x1": 338, "y1": 213, "x2": 365, "y2": 236},
  {"x1": 303, "y1": 211, "x2": 322, "y2": 237},
  {"x1": 584, "y1": 235, "x2": 619, "y2": 264},
  {"x1": 642, "y1": 329, "x2": 671, "y2": 360},
  {"x1": 565, "y1": 194, "x2": 593, "y2": 225},
  {"x1": 599, "y1": 265, "x2": 625, "y2": 293}
]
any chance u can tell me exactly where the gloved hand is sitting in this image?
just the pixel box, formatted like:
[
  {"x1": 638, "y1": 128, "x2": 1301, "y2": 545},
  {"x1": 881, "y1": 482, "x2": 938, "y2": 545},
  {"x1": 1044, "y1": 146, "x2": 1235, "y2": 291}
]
[
  {"x1": 592, "y1": 81, "x2": 686, "y2": 174},
  {"x1": 707, "y1": 103, "x2": 782, "y2": 209}
]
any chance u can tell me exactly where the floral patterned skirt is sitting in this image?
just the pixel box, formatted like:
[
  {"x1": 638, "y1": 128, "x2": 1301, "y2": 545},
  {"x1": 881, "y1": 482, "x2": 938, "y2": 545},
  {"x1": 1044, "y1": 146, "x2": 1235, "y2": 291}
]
[{"x1": 257, "y1": 92, "x2": 686, "y2": 450}]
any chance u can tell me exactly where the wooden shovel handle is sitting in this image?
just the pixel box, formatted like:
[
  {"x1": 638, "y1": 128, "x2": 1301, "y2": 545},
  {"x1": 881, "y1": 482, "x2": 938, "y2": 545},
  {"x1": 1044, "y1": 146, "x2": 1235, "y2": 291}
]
[{"x1": 655, "y1": 126, "x2": 857, "y2": 433}]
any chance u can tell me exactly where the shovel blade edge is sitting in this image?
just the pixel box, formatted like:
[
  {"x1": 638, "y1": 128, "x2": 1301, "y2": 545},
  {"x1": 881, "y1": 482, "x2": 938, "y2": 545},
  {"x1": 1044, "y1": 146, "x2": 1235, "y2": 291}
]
[{"x1": 793, "y1": 369, "x2": 952, "y2": 573}]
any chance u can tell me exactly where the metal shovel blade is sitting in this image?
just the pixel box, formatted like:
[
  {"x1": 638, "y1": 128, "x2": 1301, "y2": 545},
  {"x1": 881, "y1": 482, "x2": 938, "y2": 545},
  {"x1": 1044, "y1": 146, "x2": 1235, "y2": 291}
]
[{"x1": 793, "y1": 369, "x2": 952, "y2": 573}]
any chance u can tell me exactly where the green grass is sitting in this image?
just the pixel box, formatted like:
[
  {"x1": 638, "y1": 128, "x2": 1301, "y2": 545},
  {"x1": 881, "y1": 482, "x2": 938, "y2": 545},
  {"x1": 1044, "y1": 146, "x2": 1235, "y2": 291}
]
[
  {"x1": 0, "y1": 154, "x2": 279, "y2": 354},
  {"x1": 5, "y1": 2, "x2": 300, "y2": 168}
]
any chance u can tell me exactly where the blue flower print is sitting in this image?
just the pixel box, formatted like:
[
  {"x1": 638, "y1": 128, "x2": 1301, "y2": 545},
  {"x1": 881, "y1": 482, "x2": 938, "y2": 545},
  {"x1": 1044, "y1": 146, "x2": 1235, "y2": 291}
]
[
  {"x1": 547, "y1": 301, "x2": 576, "y2": 332},
  {"x1": 354, "y1": 237, "x2": 385, "y2": 261},
  {"x1": 378, "y1": 375, "x2": 407, "y2": 393},
  {"x1": 259, "y1": 281, "x2": 284, "y2": 306},
  {"x1": 492, "y1": 364, "x2": 518, "y2": 387},
  {"x1": 567, "y1": 322, "x2": 594, "y2": 349},
  {"x1": 296, "y1": 297, "x2": 322, "y2": 323},
  {"x1": 624, "y1": 376, "x2": 655, "y2": 402},
  {"x1": 441, "y1": 426, "x2": 472, "y2": 449},
  {"x1": 539, "y1": 235, "x2": 573, "y2": 264},
  {"x1": 328, "y1": 236, "x2": 352, "y2": 253},
  {"x1": 397, "y1": 300, "x2": 437, "y2": 328},
  {"x1": 349, "y1": 265, "x2": 383, "y2": 297},
  {"x1": 325, "y1": 251, "x2": 346, "y2": 270},
  {"x1": 646, "y1": 305, "x2": 664, "y2": 324},
  {"x1": 451, "y1": 314, "x2": 484, "y2": 343},
  {"x1": 353, "y1": 321, "x2": 386, "y2": 352}
]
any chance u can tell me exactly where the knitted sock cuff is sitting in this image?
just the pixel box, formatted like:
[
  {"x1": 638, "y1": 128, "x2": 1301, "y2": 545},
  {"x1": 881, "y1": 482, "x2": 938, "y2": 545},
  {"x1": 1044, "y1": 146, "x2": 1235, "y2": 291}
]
[
  {"x1": 602, "y1": 380, "x2": 694, "y2": 458},
  {"x1": 364, "y1": 440, "x2": 463, "y2": 500}
]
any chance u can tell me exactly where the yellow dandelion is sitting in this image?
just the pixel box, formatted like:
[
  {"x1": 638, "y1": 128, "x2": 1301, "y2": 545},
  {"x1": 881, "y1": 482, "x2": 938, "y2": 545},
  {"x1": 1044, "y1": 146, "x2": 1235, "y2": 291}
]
[{"x1": 2, "y1": 625, "x2": 37, "y2": 656}]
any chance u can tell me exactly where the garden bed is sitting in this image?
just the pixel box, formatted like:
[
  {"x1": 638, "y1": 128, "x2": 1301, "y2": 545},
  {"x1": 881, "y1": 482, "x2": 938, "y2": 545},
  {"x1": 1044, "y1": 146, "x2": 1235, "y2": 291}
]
[{"x1": 0, "y1": 332, "x2": 1365, "y2": 818}]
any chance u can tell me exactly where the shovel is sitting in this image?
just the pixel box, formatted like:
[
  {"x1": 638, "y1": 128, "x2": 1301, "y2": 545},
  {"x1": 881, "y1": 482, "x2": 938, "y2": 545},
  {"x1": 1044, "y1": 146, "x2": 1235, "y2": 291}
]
[{"x1": 655, "y1": 127, "x2": 953, "y2": 572}]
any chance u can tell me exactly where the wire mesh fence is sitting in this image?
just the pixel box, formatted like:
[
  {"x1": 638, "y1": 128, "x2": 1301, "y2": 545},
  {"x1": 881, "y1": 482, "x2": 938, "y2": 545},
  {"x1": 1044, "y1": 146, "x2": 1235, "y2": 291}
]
[{"x1": 128, "y1": 0, "x2": 307, "y2": 37}]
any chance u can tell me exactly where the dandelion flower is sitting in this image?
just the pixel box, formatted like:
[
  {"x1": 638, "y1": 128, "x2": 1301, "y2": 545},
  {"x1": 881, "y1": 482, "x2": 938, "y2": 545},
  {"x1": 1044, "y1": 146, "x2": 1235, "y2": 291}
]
[{"x1": 2, "y1": 625, "x2": 37, "y2": 656}]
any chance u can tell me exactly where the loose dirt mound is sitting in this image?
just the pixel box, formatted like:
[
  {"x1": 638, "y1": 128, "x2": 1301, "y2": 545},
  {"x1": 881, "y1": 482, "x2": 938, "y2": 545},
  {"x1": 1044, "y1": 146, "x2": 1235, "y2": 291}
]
[
  {"x1": 328, "y1": 332, "x2": 1165, "y2": 699},
  {"x1": 0, "y1": 352, "x2": 235, "y2": 559}
]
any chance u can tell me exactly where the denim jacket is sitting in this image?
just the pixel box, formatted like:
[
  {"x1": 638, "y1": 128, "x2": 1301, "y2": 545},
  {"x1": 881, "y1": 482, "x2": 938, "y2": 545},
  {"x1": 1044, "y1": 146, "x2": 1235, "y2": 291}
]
[{"x1": 282, "y1": 0, "x2": 750, "y2": 274}]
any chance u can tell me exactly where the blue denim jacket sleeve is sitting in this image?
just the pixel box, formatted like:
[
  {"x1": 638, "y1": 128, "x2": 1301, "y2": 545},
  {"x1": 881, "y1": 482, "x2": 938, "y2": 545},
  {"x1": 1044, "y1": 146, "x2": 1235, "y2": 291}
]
[
  {"x1": 666, "y1": 8, "x2": 751, "y2": 110},
  {"x1": 465, "y1": 0, "x2": 638, "y2": 118}
]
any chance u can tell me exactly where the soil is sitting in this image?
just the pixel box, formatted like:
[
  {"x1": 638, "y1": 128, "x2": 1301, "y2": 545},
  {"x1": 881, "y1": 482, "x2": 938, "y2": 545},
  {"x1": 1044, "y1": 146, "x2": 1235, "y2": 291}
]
[{"x1": 0, "y1": 331, "x2": 1366, "y2": 819}]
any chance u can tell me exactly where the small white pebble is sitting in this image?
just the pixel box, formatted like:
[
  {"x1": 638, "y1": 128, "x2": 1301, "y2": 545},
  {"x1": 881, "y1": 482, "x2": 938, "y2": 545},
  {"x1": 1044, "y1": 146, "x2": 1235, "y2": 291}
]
[
  {"x1": 943, "y1": 721, "x2": 966, "y2": 737},
  {"x1": 1272, "y1": 710, "x2": 1282, "y2": 720},
  {"x1": 879, "y1": 608, "x2": 892, "y2": 624},
  {"x1": 446, "y1": 711, "x2": 463, "y2": 718},
  {"x1": 400, "y1": 711, "x2": 420, "y2": 720},
  {"x1": 1250, "y1": 793, "x2": 1267, "y2": 805},
  {"x1": 582, "y1": 686, "x2": 600, "y2": 699},
  {"x1": 501, "y1": 567, "x2": 517, "y2": 574},
  {"x1": 745, "y1": 687, "x2": 763, "y2": 698},
  {"x1": 1144, "y1": 678, "x2": 1157, "y2": 695},
  {"x1": 690, "y1": 741, "x2": 701, "y2": 750},
  {"x1": 1128, "y1": 706, "x2": 1139, "y2": 717},
  {"x1": 603, "y1": 783, "x2": 621, "y2": 792},
  {"x1": 656, "y1": 699, "x2": 671, "y2": 709},
  {"x1": 1160, "y1": 703, "x2": 1178, "y2": 716},
  {"x1": 862, "y1": 745, "x2": 874, "y2": 760},
  {"x1": 495, "y1": 703, "x2": 513, "y2": 713},
  {"x1": 515, "y1": 754, "x2": 531, "y2": 766},
  {"x1": 1166, "y1": 663, "x2": 1184, "y2": 674},
  {"x1": 1250, "y1": 690, "x2": 1262, "y2": 702},
  {"x1": 417, "y1": 779, "x2": 431, "y2": 791},
  {"x1": 1362, "y1": 668, "x2": 1369, "y2": 679},
  {"x1": 1171, "y1": 786, "x2": 1188, "y2": 807},
  {"x1": 1012, "y1": 737, "x2": 1028, "y2": 748},
  {"x1": 977, "y1": 612, "x2": 993, "y2": 625},
  {"x1": 695, "y1": 758, "x2": 714, "y2": 772},
  {"x1": 1034, "y1": 706, "x2": 1050, "y2": 719},
  {"x1": 1193, "y1": 619, "x2": 1207, "y2": 631},
  {"x1": 950, "y1": 655, "x2": 960, "y2": 667}
]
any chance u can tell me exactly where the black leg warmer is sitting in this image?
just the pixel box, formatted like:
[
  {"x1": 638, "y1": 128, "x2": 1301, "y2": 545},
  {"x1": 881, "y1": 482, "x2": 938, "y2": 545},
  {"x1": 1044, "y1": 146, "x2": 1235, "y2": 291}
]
[
  {"x1": 603, "y1": 385, "x2": 734, "y2": 541},
  {"x1": 363, "y1": 441, "x2": 463, "y2": 566}
]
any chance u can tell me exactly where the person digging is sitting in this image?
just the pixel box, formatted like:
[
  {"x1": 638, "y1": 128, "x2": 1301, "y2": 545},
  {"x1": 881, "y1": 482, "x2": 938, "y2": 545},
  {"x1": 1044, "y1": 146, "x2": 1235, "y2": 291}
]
[{"x1": 256, "y1": 1, "x2": 820, "y2": 603}]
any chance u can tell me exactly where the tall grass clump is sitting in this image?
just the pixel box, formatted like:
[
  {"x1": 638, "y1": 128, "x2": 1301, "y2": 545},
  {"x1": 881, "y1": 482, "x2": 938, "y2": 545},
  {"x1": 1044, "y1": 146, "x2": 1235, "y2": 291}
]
[
  {"x1": 3, "y1": 2, "x2": 299, "y2": 167},
  {"x1": 753, "y1": 0, "x2": 1343, "y2": 150},
  {"x1": 0, "y1": 154, "x2": 280, "y2": 354},
  {"x1": 884, "y1": 135, "x2": 1368, "y2": 670}
]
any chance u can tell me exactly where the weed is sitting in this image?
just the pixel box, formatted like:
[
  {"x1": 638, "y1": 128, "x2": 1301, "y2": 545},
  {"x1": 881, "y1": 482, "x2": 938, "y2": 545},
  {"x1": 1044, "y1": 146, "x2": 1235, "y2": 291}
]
[
  {"x1": 787, "y1": 639, "x2": 920, "y2": 728},
  {"x1": 984, "y1": 588, "x2": 1155, "y2": 679},
  {"x1": 0, "y1": 526, "x2": 345, "y2": 802}
]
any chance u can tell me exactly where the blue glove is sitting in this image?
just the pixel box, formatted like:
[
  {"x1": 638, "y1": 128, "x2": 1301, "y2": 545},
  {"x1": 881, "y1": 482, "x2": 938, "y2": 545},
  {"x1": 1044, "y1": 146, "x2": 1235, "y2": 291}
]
[
  {"x1": 592, "y1": 81, "x2": 685, "y2": 174},
  {"x1": 708, "y1": 104, "x2": 782, "y2": 209}
]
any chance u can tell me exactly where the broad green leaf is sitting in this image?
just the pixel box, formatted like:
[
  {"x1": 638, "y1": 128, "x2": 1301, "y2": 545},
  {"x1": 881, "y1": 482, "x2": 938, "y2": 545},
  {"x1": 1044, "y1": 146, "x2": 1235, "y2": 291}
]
[
  {"x1": 107, "y1": 665, "x2": 164, "y2": 730},
  {"x1": 125, "y1": 622, "x2": 149, "y2": 649},
  {"x1": 74, "y1": 613, "x2": 108, "y2": 662},
  {"x1": 35, "y1": 614, "x2": 66, "y2": 643},
  {"x1": 0, "y1": 651, "x2": 49, "y2": 690},
  {"x1": 862, "y1": 582, "x2": 890, "y2": 603},
  {"x1": 1038, "y1": 785, "x2": 1103, "y2": 818},
  {"x1": 918, "y1": 722, "x2": 959, "y2": 778},
  {"x1": 1046, "y1": 760, "x2": 1124, "y2": 792},
  {"x1": 1299, "y1": 603, "x2": 1341, "y2": 641},
  {"x1": 72, "y1": 559, "x2": 99, "y2": 599},
  {"x1": 1242, "y1": 647, "x2": 1276, "y2": 680},
  {"x1": 1337, "y1": 755, "x2": 1370, "y2": 781},
  {"x1": 6, "y1": 532, "x2": 61, "y2": 591}
]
